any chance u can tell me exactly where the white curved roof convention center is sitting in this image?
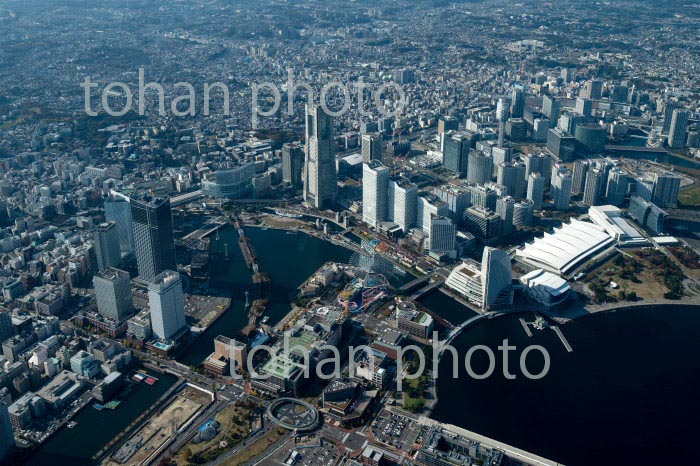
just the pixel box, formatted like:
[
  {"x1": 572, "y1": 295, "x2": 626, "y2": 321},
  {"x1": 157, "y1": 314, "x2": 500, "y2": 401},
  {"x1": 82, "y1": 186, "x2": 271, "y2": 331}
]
[{"x1": 515, "y1": 219, "x2": 615, "y2": 276}]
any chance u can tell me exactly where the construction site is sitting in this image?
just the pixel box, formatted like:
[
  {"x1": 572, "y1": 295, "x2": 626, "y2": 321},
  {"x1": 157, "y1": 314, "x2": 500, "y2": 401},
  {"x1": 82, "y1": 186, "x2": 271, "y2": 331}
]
[{"x1": 107, "y1": 385, "x2": 213, "y2": 466}]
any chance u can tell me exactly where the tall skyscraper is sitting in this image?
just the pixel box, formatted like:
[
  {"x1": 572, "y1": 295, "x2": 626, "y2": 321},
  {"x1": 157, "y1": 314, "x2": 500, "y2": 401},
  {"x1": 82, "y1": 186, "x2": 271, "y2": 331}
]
[
  {"x1": 662, "y1": 101, "x2": 681, "y2": 134},
  {"x1": 572, "y1": 159, "x2": 590, "y2": 195},
  {"x1": 652, "y1": 173, "x2": 681, "y2": 208},
  {"x1": 636, "y1": 177, "x2": 655, "y2": 201},
  {"x1": 428, "y1": 215, "x2": 457, "y2": 258},
  {"x1": 605, "y1": 168, "x2": 628, "y2": 206},
  {"x1": 361, "y1": 133, "x2": 383, "y2": 163},
  {"x1": 0, "y1": 402, "x2": 15, "y2": 462},
  {"x1": 434, "y1": 183, "x2": 471, "y2": 225},
  {"x1": 303, "y1": 104, "x2": 337, "y2": 209},
  {"x1": 551, "y1": 166, "x2": 573, "y2": 210},
  {"x1": 105, "y1": 194, "x2": 134, "y2": 255},
  {"x1": 467, "y1": 151, "x2": 493, "y2": 185},
  {"x1": 131, "y1": 195, "x2": 177, "y2": 283},
  {"x1": 282, "y1": 142, "x2": 304, "y2": 187},
  {"x1": 496, "y1": 161, "x2": 526, "y2": 198},
  {"x1": 542, "y1": 95, "x2": 560, "y2": 124},
  {"x1": 575, "y1": 97, "x2": 593, "y2": 119},
  {"x1": 94, "y1": 221, "x2": 121, "y2": 272},
  {"x1": 581, "y1": 79, "x2": 602, "y2": 100},
  {"x1": 526, "y1": 173, "x2": 545, "y2": 210},
  {"x1": 583, "y1": 169, "x2": 605, "y2": 206},
  {"x1": 513, "y1": 199, "x2": 534, "y2": 228},
  {"x1": 496, "y1": 196, "x2": 515, "y2": 236},
  {"x1": 0, "y1": 310, "x2": 12, "y2": 342},
  {"x1": 496, "y1": 98, "x2": 507, "y2": 148},
  {"x1": 148, "y1": 270, "x2": 186, "y2": 340},
  {"x1": 523, "y1": 152, "x2": 552, "y2": 185},
  {"x1": 94, "y1": 267, "x2": 133, "y2": 322},
  {"x1": 668, "y1": 109, "x2": 689, "y2": 148},
  {"x1": 388, "y1": 177, "x2": 418, "y2": 232},
  {"x1": 510, "y1": 88, "x2": 525, "y2": 119},
  {"x1": 417, "y1": 193, "x2": 449, "y2": 232},
  {"x1": 481, "y1": 247, "x2": 513, "y2": 311},
  {"x1": 442, "y1": 133, "x2": 470, "y2": 175},
  {"x1": 362, "y1": 161, "x2": 390, "y2": 228}
]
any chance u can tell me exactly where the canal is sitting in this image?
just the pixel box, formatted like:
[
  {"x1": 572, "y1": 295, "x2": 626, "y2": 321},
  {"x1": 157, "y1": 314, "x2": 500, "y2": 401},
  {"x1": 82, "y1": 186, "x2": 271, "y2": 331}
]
[{"x1": 25, "y1": 371, "x2": 178, "y2": 466}]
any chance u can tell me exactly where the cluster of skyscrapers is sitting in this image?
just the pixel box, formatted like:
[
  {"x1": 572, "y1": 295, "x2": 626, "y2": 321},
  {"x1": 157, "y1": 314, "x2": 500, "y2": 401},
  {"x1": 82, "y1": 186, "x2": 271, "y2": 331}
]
[{"x1": 91, "y1": 192, "x2": 187, "y2": 345}]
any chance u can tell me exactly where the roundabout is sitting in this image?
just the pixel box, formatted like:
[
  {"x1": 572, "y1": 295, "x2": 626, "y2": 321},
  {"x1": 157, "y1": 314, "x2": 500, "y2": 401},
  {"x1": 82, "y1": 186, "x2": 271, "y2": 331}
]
[{"x1": 266, "y1": 398, "x2": 320, "y2": 431}]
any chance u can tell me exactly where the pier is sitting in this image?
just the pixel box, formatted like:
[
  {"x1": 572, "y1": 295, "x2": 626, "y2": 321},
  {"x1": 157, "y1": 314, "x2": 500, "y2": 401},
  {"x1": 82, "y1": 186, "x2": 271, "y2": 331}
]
[
  {"x1": 552, "y1": 326, "x2": 573, "y2": 352},
  {"x1": 519, "y1": 318, "x2": 533, "y2": 337}
]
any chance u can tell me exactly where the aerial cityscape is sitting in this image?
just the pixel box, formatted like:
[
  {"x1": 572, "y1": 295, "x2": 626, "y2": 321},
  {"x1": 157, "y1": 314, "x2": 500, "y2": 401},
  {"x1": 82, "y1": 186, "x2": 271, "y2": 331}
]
[{"x1": 1, "y1": 0, "x2": 700, "y2": 465}]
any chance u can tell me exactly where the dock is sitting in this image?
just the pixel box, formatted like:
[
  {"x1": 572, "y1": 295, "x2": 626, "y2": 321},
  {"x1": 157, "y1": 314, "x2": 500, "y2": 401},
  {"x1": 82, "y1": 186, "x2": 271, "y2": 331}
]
[
  {"x1": 552, "y1": 326, "x2": 573, "y2": 352},
  {"x1": 519, "y1": 318, "x2": 533, "y2": 337}
]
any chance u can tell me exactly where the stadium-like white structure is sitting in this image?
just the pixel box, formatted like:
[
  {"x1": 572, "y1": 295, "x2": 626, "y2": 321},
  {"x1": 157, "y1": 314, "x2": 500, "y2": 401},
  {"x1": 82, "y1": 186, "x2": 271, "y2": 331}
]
[{"x1": 515, "y1": 219, "x2": 616, "y2": 277}]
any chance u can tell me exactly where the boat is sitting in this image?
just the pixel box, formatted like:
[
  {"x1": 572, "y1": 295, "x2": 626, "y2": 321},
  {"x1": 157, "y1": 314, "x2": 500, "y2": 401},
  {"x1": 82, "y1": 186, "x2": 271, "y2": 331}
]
[
  {"x1": 67, "y1": 421, "x2": 78, "y2": 429},
  {"x1": 105, "y1": 400, "x2": 121, "y2": 409},
  {"x1": 93, "y1": 403, "x2": 105, "y2": 411},
  {"x1": 132, "y1": 373, "x2": 145, "y2": 382},
  {"x1": 261, "y1": 316, "x2": 269, "y2": 324},
  {"x1": 145, "y1": 377, "x2": 157, "y2": 386}
]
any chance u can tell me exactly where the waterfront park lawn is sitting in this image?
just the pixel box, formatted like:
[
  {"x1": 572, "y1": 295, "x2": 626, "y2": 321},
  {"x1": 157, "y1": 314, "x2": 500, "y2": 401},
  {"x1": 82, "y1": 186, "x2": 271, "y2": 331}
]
[
  {"x1": 678, "y1": 185, "x2": 700, "y2": 207},
  {"x1": 584, "y1": 249, "x2": 681, "y2": 303}
]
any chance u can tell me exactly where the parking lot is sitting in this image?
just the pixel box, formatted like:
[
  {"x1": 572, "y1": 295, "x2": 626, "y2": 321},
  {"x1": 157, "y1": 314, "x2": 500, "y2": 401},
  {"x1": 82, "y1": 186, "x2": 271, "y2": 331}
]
[
  {"x1": 369, "y1": 409, "x2": 421, "y2": 450},
  {"x1": 260, "y1": 437, "x2": 341, "y2": 466}
]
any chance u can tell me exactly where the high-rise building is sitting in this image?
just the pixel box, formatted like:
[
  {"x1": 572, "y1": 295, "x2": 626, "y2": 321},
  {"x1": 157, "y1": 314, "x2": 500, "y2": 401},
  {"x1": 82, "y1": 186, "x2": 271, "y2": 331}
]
[
  {"x1": 662, "y1": 101, "x2": 681, "y2": 134},
  {"x1": 526, "y1": 173, "x2": 545, "y2": 210},
  {"x1": 481, "y1": 247, "x2": 514, "y2": 310},
  {"x1": 388, "y1": 177, "x2": 418, "y2": 232},
  {"x1": 496, "y1": 161, "x2": 527, "y2": 198},
  {"x1": 148, "y1": 270, "x2": 186, "y2": 341},
  {"x1": 652, "y1": 173, "x2": 681, "y2": 208},
  {"x1": 466, "y1": 151, "x2": 493, "y2": 185},
  {"x1": 442, "y1": 133, "x2": 470, "y2": 175},
  {"x1": 610, "y1": 85, "x2": 629, "y2": 103},
  {"x1": 105, "y1": 194, "x2": 135, "y2": 255},
  {"x1": 629, "y1": 196, "x2": 667, "y2": 235},
  {"x1": 635, "y1": 177, "x2": 655, "y2": 201},
  {"x1": 542, "y1": 95, "x2": 560, "y2": 123},
  {"x1": 583, "y1": 169, "x2": 605, "y2": 206},
  {"x1": 303, "y1": 104, "x2": 337, "y2": 209},
  {"x1": 575, "y1": 97, "x2": 593, "y2": 119},
  {"x1": 416, "y1": 193, "x2": 449, "y2": 232},
  {"x1": 496, "y1": 196, "x2": 515, "y2": 236},
  {"x1": 0, "y1": 311, "x2": 12, "y2": 342},
  {"x1": 428, "y1": 215, "x2": 457, "y2": 258},
  {"x1": 551, "y1": 166, "x2": 573, "y2": 210},
  {"x1": 468, "y1": 184, "x2": 499, "y2": 211},
  {"x1": 0, "y1": 402, "x2": 15, "y2": 462},
  {"x1": 362, "y1": 162, "x2": 390, "y2": 228},
  {"x1": 572, "y1": 160, "x2": 590, "y2": 195},
  {"x1": 510, "y1": 88, "x2": 525, "y2": 119},
  {"x1": 361, "y1": 133, "x2": 383, "y2": 163},
  {"x1": 282, "y1": 142, "x2": 304, "y2": 187},
  {"x1": 94, "y1": 267, "x2": 133, "y2": 322},
  {"x1": 668, "y1": 109, "x2": 689, "y2": 148},
  {"x1": 395, "y1": 68, "x2": 415, "y2": 84},
  {"x1": 437, "y1": 116, "x2": 459, "y2": 136},
  {"x1": 434, "y1": 183, "x2": 471, "y2": 226},
  {"x1": 523, "y1": 152, "x2": 552, "y2": 185},
  {"x1": 131, "y1": 195, "x2": 177, "y2": 283},
  {"x1": 580, "y1": 79, "x2": 603, "y2": 100},
  {"x1": 94, "y1": 221, "x2": 121, "y2": 272},
  {"x1": 605, "y1": 168, "x2": 628, "y2": 206},
  {"x1": 464, "y1": 206, "x2": 500, "y2": 244},
  {"x1": 513, "y1": 199, "x2": 535, "y2": 228}
]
